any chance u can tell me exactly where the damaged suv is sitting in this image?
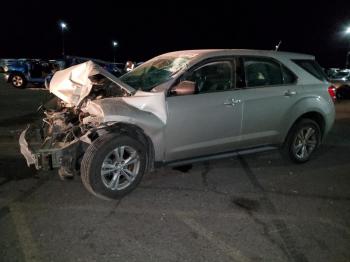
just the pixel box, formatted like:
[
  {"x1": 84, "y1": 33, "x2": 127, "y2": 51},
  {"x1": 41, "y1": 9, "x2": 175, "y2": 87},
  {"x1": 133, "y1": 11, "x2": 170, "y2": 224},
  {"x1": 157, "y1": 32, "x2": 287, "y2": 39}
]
[{"x1": 19, "y1": 50, "x2": 335, "y2": 199}]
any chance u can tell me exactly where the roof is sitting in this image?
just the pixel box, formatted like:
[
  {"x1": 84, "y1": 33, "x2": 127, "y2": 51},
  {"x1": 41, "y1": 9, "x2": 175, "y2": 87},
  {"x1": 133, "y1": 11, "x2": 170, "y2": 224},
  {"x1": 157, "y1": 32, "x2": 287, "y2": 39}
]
[{"x1": 158, "y1": 49, "x2": 315, "y2": 60}]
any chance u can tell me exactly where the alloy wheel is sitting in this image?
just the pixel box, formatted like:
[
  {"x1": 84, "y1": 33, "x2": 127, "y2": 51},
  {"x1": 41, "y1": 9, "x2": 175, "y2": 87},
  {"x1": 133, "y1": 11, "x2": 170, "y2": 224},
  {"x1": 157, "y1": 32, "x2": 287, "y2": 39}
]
[
  {"x1": 100, "y1": 145, "x2": 140, "y2": 191},
  {"x1": 292, "y1": 126, "x2": 317, "y2": 160},
  {"x1": 12, "y1": 75, "x2": 23, "y2": 87}
]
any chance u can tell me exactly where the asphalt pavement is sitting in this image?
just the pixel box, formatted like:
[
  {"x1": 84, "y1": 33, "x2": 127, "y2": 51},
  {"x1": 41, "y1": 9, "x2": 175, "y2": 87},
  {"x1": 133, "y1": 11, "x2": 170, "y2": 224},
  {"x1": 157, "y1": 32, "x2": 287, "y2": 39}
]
[{"x1": 0, "y1": 79, "x2": 349, "y2": 262}]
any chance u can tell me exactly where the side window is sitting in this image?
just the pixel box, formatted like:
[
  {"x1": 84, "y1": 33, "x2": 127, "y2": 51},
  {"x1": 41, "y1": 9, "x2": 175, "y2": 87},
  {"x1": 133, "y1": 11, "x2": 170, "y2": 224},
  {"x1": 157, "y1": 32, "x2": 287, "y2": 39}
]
[
  {"x1": 292, "y1": 59, "x2": 327, "y2": 81},
  {"x1": 184, "y1": 61, "x2": 233, "y2": 93},
  {"x1": 244, "y1": 57, "x2": 283, "y2": 87},
  {"x1": 281, "y1": 65, "x2": 297, "y2": 84}
]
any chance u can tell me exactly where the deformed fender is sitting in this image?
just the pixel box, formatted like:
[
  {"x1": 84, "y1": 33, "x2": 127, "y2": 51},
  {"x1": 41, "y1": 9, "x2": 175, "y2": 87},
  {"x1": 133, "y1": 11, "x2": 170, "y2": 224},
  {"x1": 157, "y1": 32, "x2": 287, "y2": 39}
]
[{"x1": 84, "y1": 96, "x2": 167, "y2": 161}]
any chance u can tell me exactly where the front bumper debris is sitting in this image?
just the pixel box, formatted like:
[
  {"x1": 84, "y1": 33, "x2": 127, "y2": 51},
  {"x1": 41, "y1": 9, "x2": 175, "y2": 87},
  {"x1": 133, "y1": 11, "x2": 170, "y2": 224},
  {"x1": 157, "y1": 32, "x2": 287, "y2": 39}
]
[
  {"x1": 19, "y1": 126, "x2": 38, "y2": 168},
  {"x1": 19, "y1": 125, "x2": 82, "y2": 171}
]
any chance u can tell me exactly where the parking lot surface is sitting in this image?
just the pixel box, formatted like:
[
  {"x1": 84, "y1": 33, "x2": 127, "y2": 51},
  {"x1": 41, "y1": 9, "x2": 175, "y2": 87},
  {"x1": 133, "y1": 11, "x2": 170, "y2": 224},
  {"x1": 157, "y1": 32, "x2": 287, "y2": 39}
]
[{"x1": 0, "y1": 80, "x2": 349, "y2": 262}]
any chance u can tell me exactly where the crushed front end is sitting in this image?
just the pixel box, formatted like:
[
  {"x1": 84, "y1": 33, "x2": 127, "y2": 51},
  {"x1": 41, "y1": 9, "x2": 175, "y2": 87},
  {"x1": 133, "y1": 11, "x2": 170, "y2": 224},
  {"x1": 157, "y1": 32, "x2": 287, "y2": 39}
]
[
  {"x1": 18, "y1": 61, "x2": 136, "y2": 175},
  {"x1": 19, "y1": 103, "x2": 93, "y2": 173}
]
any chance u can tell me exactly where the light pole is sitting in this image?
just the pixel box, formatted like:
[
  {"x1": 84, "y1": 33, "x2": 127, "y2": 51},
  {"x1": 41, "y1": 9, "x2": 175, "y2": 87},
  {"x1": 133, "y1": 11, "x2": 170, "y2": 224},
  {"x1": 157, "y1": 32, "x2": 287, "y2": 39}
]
[
  {"x1": 345, "y1": 26, "x2": 350, "y2": 69},
  {"x1": 112, "y1": 41, "x2": 118, "y2": 63},
  {"x1": 60, "y1": 21, "x2": 67, "y2": 57}
]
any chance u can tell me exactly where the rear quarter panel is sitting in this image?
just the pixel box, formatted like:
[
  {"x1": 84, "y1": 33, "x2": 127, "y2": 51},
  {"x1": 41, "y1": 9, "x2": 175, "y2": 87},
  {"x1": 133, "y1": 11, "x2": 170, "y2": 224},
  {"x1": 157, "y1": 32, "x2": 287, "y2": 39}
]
[{"x1": 279, "y1": 83, "x2": 335, "y2": 142}]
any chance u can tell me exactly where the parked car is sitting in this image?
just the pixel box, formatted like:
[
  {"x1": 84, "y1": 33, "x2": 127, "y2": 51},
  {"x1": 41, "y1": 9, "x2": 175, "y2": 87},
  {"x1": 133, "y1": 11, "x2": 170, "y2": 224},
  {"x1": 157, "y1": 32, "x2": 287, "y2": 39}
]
[
  {"x1": 0, "y1": 59, "x2": 19, "y2": 73},
  {"x1": 43, "y1": 57, "x2": 127, "y2": 89},
  {"x1": 328, "y1": 69, "x2": 350, "y2": 99},
  {"x1": 4, "y1": 59, "x2": 62, "y2": 88},
  {"x1": 19, "y1": 50, "x2": 335, "y2": 199},
  {"x1": 64, "y1": 56, "x2": 126, "y2": 76},
  {"x1": 325, "y1": 67, "x2": 341, "y2": 79}
]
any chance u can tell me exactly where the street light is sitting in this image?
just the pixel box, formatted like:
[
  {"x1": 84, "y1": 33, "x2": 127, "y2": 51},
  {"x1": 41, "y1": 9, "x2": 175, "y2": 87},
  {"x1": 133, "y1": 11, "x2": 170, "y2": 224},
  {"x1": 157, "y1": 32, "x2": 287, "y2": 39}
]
[
  {"x1": 345, "y1": 26, "x2": 350, "y2": 68},
  {"x1": 346, "y1": 26, "x2": 350, "y2": 34},
  {"x1": 112, "y1": 41, "x2": 118, "y2": 63},
  {"x1": 59, "y1": 21, "x2": 68, "y2": 57}
]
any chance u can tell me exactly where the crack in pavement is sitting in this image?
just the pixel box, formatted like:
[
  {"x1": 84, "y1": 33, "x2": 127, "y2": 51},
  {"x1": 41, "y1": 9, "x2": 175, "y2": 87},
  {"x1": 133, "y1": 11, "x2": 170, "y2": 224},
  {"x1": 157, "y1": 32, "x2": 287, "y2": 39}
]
[{"x1": 237, "y1": 154, "x2": 309, "y2": 262}]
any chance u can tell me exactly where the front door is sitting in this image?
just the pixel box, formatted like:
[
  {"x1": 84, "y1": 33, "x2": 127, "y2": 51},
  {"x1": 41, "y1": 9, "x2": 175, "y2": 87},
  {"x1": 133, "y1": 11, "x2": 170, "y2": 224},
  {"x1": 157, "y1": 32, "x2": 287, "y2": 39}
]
[{"x1": 164, "y1": 60, "x2": 243, "y2": 162}]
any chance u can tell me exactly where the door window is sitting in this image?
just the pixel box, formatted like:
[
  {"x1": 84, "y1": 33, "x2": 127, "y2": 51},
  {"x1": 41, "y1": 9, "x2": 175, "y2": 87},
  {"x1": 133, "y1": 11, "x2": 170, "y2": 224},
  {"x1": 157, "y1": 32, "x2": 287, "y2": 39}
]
[
  {"x1": 184, "y1": 61, "x2": 233, "y2": 93},
  {"x1": 244, "y1": 58, "x2": 283, "y2": 87}
]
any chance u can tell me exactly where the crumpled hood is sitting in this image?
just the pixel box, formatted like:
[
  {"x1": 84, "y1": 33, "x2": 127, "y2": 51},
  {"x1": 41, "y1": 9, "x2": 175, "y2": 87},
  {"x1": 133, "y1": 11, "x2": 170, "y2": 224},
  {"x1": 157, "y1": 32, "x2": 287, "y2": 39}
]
[{"x1": 49, "y1": 61, "x2": 135, "y2": 106}]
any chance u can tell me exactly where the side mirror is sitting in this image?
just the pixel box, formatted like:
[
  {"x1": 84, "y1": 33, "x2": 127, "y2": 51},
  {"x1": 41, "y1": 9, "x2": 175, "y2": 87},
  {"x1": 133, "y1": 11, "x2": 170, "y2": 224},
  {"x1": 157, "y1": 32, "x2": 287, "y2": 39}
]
[{"x1": 171, "y1": 80, "x2": 196, "y2": 96}]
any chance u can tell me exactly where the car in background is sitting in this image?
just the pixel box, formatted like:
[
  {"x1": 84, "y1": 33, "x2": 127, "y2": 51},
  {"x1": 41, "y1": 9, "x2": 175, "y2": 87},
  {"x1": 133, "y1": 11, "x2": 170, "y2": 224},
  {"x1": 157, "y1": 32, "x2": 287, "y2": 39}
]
[
  {"x1": 4, "y1": 59, "x2": 62, "y2": 88},
  {"x1": 0, "y1": 58, "x2": 29, "y2": 73},
  {"x1": 328, "y1": 69, "x2": 350, "y2": 99},
  {"x1": 19, "y1": 49, "x2": 335, "y2": 199},
  {"x1": 64, "y1": 56, "x2": 126, "y2": 76},
  {"x1": 44, "y1": 57, "x2": 127, "y2": 89},
  {"x1": 325, "y1": 67, "x2": 341, "y2": 79}
]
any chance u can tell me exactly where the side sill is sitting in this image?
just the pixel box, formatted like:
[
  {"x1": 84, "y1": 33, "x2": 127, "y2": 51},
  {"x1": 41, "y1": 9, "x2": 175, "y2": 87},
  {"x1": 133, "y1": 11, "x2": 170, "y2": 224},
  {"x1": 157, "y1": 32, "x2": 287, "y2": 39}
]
[{"x1": 155, "y1": 145, "x2": 278, "y2": 168}]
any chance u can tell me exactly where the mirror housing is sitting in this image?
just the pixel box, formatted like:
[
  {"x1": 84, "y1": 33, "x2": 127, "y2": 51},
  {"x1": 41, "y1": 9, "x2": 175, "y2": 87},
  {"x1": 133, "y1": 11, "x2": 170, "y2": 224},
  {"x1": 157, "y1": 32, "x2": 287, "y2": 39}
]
[{"x1": 171, "y1": 80, "x2": 196, "y2": 96}]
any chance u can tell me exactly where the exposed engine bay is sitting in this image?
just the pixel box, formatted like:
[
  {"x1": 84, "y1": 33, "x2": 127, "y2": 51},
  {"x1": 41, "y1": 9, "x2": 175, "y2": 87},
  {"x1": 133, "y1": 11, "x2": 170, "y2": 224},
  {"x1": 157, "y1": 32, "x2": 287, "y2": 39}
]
[{"x1": 42, "y1": 74, "x2": 129, "y2": 146}]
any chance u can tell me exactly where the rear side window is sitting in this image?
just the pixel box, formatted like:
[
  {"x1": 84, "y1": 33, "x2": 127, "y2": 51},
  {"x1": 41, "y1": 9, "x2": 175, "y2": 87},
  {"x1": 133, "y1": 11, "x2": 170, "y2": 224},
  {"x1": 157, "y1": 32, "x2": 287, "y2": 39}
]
[
  {"x1": 292, "y1": 59, "x2": 327, "y2": 81},
  {"x1": 243, "y1": 57, "x2": 283, "y2": 87}
]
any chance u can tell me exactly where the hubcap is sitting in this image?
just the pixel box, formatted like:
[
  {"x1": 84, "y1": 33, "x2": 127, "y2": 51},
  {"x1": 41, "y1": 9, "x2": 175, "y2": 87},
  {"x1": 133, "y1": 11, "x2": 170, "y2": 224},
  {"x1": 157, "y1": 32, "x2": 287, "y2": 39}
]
[
  {"x1": 12, "y1": 76, "x2": 23, "y2": 87},
  {"x1": 293, "y1": 127, "x2": 317, "y2": 160},
  {"x1": 101, "y1": 146, "x2": 140, "y2": 191}
]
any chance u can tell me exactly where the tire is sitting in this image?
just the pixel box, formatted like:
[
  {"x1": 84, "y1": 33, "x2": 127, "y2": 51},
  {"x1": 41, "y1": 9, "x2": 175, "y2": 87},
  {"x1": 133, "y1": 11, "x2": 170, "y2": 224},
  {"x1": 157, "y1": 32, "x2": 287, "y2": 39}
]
[
  {"x1": 10, "y1": 74, "x2": 27, "y2": 88},
  {"x1": 283, "y1": 119, "x2": 321, "y2": 163},
  {"x1": 81, "y1": 133, "x2": 147, "y2": 200}
]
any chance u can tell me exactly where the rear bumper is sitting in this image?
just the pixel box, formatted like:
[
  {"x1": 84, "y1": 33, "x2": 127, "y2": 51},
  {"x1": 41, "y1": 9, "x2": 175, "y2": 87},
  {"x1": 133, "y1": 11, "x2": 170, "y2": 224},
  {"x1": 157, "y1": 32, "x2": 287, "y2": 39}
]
[{"x1": 19, "y1": 126, "x2": 82, "y2": 171}]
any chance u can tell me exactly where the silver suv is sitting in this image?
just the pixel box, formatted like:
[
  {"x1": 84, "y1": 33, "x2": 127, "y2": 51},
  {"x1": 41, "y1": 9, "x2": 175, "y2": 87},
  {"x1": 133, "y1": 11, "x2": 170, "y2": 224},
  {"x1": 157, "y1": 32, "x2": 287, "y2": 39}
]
[{"x1": 19, "y1": 50, "x2": 335, "y2": 199}]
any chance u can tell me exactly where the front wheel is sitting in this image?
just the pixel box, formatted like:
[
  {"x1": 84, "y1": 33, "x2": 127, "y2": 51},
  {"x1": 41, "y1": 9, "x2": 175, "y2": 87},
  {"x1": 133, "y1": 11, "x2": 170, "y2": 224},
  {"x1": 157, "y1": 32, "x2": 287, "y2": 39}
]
[
  {"x1": 81, "y1": 133, "x2": 147, "y2": 199},
  {"x1": 10, "y1": 74, "x2": 27, "y2": 88},
  {"x1": 283, "y1": 119, "x2": 321, "y2": 163}
]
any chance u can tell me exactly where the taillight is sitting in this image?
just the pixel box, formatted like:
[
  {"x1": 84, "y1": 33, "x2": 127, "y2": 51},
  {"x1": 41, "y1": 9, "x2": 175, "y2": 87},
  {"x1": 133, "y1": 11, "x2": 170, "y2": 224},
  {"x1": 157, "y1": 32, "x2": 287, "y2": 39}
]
[{"x1": 328, "y1": 85, "x2": 336, "y2": 101}]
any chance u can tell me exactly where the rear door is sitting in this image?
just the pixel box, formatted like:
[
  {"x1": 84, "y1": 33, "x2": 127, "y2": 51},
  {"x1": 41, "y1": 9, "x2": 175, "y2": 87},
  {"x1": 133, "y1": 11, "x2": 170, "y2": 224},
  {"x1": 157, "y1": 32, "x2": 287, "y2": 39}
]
[{"x1": 237, "y1": 56, "x2": 301, "y2": 147}]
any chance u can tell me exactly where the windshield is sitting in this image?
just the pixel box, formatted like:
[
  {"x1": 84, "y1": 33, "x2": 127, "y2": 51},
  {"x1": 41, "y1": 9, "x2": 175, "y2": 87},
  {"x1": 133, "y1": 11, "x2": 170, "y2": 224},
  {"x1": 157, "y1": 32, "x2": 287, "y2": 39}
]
[{"x1": 120, "y1": 56, "x2": 190, "y2": 91}]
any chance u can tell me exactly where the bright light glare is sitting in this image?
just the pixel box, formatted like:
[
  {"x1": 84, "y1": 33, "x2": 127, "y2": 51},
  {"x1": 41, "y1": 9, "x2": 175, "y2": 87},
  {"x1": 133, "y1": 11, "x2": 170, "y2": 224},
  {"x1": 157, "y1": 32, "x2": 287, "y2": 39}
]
[
  {"x1": 346, "y1": 26, "x2": 350, "y2": 34},
  {"x1": 60, "y1": 22, "x2": 67, "y2": 29},
  {"x1": 113, "y1": 41, "x2": 118, "y2": 47}
]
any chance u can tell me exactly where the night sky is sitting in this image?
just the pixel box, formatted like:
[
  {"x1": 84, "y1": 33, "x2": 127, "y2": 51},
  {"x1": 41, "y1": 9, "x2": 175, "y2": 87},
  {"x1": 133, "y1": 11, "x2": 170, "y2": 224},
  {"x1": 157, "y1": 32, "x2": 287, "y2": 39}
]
[{"x1": 1, "y1": 1, "x2": 350, "y2": 68}]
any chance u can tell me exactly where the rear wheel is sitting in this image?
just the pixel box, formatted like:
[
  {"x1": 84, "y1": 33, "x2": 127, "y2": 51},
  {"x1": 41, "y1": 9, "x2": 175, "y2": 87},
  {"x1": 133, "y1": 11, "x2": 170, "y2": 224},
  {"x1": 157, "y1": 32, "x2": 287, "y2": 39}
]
[
  {"x1": 284, "y1": 119, "x2": 321, "y2": 163},
  {"x1": 10, "y1": 74, "x2": 27, "y2": 88},
  {"x1": 81, "y1": 133, "x2": 147, "y2": 199}
]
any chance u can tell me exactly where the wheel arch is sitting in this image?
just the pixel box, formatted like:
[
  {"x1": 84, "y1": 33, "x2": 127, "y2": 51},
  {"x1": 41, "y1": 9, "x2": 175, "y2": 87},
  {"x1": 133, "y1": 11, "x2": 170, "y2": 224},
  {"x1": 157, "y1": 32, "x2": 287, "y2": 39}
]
[
  {"x1": 284, "y1": 111, "x2": 326, "y2": 146},
  {"x1": 8, "y1": 71, "x2": 26, "y2": 81},
  {"x1": 94, "y1": 122, "x2": 155, "y2": 172}
]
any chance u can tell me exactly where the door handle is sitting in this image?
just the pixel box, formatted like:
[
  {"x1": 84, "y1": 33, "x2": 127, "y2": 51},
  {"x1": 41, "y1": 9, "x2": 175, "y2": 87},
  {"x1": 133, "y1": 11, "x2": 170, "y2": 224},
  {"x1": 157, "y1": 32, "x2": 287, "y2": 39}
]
[
  {"x1": 224, "y1": 98, "x2": 241, "y2": 106},
  {"x1": 284, "y1": 90, "x2": 297, "y2": 96}
]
